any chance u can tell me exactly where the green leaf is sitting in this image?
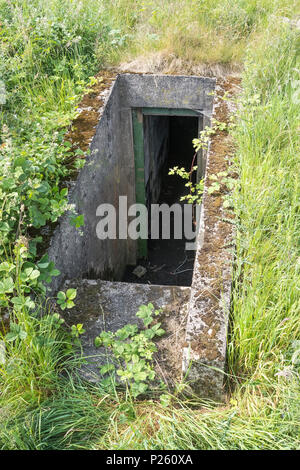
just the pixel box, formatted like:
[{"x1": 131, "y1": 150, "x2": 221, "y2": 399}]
[
  {"x1": 95, "y1": 336, "x2": 102, "y2": 347},
  {"x1": 66, "y1": 288, "x2": 77, "y2": 300},
  {"x1": 24, "y1": 298, "x2": 35, "y2": 310},
  {"x1": 37, "y1": 255, "x2": 50, "y2": 269},
  {"x1": 132, "y1": 354, "x2": 139, "y2": 363},
  {"x1": 160, "y1": 393, "x2": 171, "y2": 408},
  {"x1": 156, "y1": 328, "x2": 165, "y2": 336},
  {"x1": 76, "y1": 323, "x2": 85, "y2": 334},
  {"x1": 49, "y1": 269, "x2": 60, "y2": 277},
  {"x1": 29, "y1": 269, "x2": 40, "y2": 280},
  {"x1": 115, "y1": 343, "x2": 125, "y2": 355},
  {"x1": 70, "y1": 214, "x2": 84, "y2": 228},
  {"x1": 57, "y1": 291, "x2": 66, "y2": 301},
  {"x1": 11, "y1": 296, "x2": 24, "y2": 306},
  {"x1": 100, "y1": 363, "x2": 115, "y2": 375},
  {"x1": 131, "y1": 382, "x2": 148, "y2": 397},
  {"x1": 5, "y1": 332, "x2": 19, "y2": 342},
  {"x1": 0, "y1": 277, "x2": 14, "y2": 294},
  {"x1": 19, "y1": 330, "x2": 27, "y2": 340},
  {"x1": 0, "y1": 222, "x2": 10, "y2": 232},
  {"x1": 133, "y1": 371, "x2": 148, "y2": 382},
  {"x1": 37, "y1": 262, "x2": 50, "y2": 269}
]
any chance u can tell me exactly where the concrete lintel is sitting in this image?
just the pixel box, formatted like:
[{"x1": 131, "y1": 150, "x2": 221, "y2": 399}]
[{"x1": 118, "y1": 73, "x2": 215, "y2": 118}]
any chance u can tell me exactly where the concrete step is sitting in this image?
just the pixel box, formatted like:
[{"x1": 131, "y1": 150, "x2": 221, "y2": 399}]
[{"x1": 62, "y1": 279, "x2": 191, "y2": 385}]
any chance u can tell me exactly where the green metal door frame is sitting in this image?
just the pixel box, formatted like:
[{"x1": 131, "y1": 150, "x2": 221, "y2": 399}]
[
  {"x1": 132, "y1": 107, "x2": 202, "y2": 259},
  {"x1": 142, "y1": 107, "x2": 201, "y2": 117},
  {"x1": 132, "y1": 109, "x2": 147, "y2": 258}
]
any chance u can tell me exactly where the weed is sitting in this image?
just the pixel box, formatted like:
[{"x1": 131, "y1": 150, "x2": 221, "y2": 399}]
[{"x1": 95, "y1": 303, "x2": 165, "y2": 398}]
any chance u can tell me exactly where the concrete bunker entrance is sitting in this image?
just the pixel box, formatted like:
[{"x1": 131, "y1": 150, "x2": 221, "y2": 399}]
[
  {"x1": 48, "y1": 73, "x2": 236, "y2": 398},
  {"x1": 48, "y1": 74, "x2": 216, "y2": 291},
  {"x1": 123, "y1": 111, "x2": 201, "y2": 287}
]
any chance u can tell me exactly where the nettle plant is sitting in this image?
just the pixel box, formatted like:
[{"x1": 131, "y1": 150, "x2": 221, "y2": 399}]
[
  {"x1": 0, "y1": 240, "x2": 61, "y2": 313},
  {"x1": 0, "y1": 237, "x2": 80, "y2": 346},
  {"x1": 94, "y1": 303, "x2": 165, "y2": 398},
  {"x1": 0, "y1": 125, "x2": 72, "y2": 251}
]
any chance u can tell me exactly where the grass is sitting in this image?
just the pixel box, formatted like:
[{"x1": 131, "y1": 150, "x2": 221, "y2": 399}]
[
  {"x1": 0, "y1": 0, "x2": 299, "y2": 450},
  {"x1": 109, "y1": 0, "x2": 297, "y2": 66}
]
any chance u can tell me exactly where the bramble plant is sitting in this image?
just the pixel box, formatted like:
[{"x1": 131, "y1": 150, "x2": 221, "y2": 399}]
[
  {"x1": 94, "y1": 303, "x2": 165, "y2": 397},
  {"x1": 168, "y1": 120, "x2": 228, "y2": 207},
  {"x1": 170, "y1": 117, "x2": 237, "y2": 211},
  {"x1": 168, "y1": 165, "x2": 204, "y2": 205},
  {"x1": 206, "y1": 170, "x2": 238, "y2": 210},
  {"x1": 56, "y1": 288, "x2": 77, "y2": 310},
  {"x1": 193, "y1": 118, "x2": 227, "y2": 153}
]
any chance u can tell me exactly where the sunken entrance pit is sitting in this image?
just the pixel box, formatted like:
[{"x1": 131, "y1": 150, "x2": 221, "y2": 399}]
[
  {"x1": 48, "y1": 73, "x2": 237, "y2": 400},
  {"x1": 123, "y1": 112, "x2": 200, "y2": 287}
]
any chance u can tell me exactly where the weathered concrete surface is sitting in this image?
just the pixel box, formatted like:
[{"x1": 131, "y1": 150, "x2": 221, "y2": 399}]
[
  {"x1": 118, "y1": 74, "x2": 215, "y2": 112},
  {"x1": 48, "y1": 73, "x2": 215, "y2": 292},
  {"x1": 62, "y1": 279, "x2": 190, "y2": 385},
  {"x1": 182, "y1": 77, "x2": 240, "y2": 401},
  {"x1": 48, "y1": 76, "x2": 123, "y2": 292}
]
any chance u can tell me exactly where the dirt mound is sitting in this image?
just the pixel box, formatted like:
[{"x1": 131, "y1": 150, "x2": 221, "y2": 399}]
[{"x1": 118, "y1": 51, "x2": 242, "y2": 77}]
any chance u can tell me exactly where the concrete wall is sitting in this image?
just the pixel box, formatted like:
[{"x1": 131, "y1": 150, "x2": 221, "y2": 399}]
[
  {"x1": 48, "y1": 78, "x2": 125, "y2": 292},
  {"x1": 144, "y1": 115, "x2": 169, "y2": 209},
  {"x1": 48, "y1": 73, "x2": 216, "y2": 292}
]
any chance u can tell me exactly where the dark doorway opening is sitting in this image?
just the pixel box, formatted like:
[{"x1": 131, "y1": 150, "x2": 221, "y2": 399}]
[{"x1": 123, "y1": 111, "x2": 201, "y2": 287}]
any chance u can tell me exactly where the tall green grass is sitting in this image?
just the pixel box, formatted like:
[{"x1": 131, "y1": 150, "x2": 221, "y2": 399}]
[
  {"x1": 0, "y1": 0, "x2": 299, "y2": 450},
  {"x1": 97, "y1": 20, "x2": 300, "y2": 450},
  {"x1": 228, "y1": 24, "x2": 300, "y2": 378},
  {"x1": 106, "y1": 0, "x2": 298, "y2": 65}
]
